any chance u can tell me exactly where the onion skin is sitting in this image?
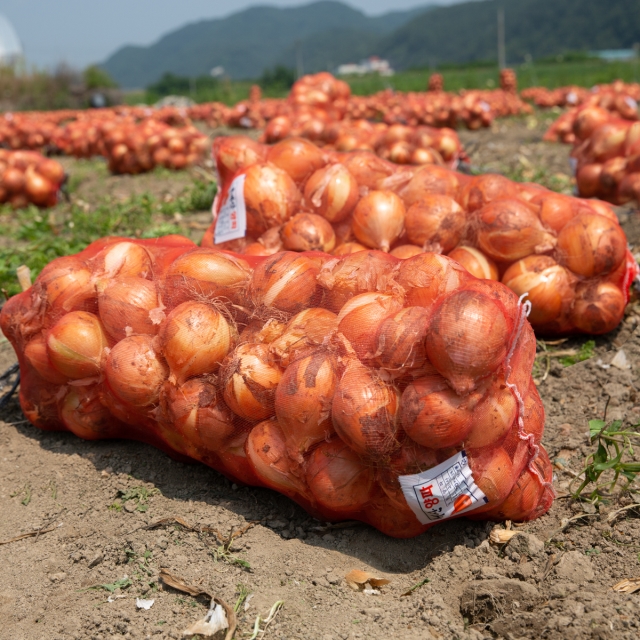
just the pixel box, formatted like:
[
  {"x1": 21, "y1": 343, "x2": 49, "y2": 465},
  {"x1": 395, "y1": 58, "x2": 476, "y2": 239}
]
[
  {"x1": 331, "y1": 358, "x2": 400, "y2": 460},
  {"x1": 306, "y1": 439, "x2": 374, "y2": 513},
  {"x1": 447, "y1": 246, "x2": 499, "y2": 281},
  {"x1": 404, "y1": 194, "x2": 465, "y2": 252},
  {"x1": 275, "y1": 349, "x2": 338, "y2": 459},
  {"x1": 60, "y1": 386, "x2": 115, "y2": 440},
  {"x1": 351, "y1": 190, "x2": 406, "y2": 252},
  {"x1": 159, "y1": 301, "x2": 234, "y2": 385},
  {"x1": 570, "y1": 281, "x2": 626, "y2": 335},
  {"x1": 303, "y1": 163, "x2": 359, "y2": 223},
  {"x1": 426, "y1": 289, "x2": 510, "y2": 395},
  {"x1": 401, "y1": 375, "x2": 480, "y2": 448},
  {"x1": 249, "y1": 251, "x2": 320, "y2": 314},
  {"x1": 280, "y1": 212, "x2": 336, "y2": 253},
  {"x1": 336, "y1": 292, "x2": 403, "y2": 361},
  {"x1": 557, "y1": 213, "x2": 626, "y2": 278},
  {"x1": 105, "y1": 335, "x2": 169, "y2": 408},
  {"x1": 266, "y1": 137, "x2": 326, "y2": 185},
  {"x1": 220, "y1": 343, "x2": 283, "y2": 421},
  {"x1": 47, "y1": 311, "x2": 108, "y2": 379}
]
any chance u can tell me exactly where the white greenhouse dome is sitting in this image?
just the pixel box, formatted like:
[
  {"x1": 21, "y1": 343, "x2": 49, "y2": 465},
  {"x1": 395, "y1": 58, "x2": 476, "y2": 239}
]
[{"x1": 0, "y1": 13, "x2": 22, "y2": 64}]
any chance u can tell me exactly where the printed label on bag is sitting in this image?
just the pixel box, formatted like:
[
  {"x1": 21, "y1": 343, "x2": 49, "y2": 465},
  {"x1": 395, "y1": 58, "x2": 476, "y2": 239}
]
[
  {"x1": 214, "y1": 174, "x2": 246, "y2": 244},
  {"x1": 398, "y1": 450, "x2": 488, "y2": 524}
]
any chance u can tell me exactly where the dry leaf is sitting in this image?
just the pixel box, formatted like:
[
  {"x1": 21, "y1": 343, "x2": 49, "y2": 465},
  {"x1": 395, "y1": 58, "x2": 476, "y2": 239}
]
[
  {"x1": 345, "y1": 569, "x2": 391, "y2": 592},
  {"x1": 612, "y1": 578, "x2": 640, "y2": 594},
  {"x1": 489, "y1": 529, "x2": 518, "y2": 544}
]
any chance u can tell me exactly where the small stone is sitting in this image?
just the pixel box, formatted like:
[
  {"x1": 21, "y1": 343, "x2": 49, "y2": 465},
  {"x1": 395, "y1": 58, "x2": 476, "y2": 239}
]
[
  {"x1": 327, "y1": 572, "x2": 342, "y2": 585},
  {"x1": 49, "y1": 572, "x2": 67, "y2": 583},
  {"x1": 285, "y1": 569, "x2": 293, "y2": 576},
  {"x1": 554, "y1": 551, "x2": 595, "y2": 583},
  {"x1": 477, "y1": 540, "x2": 491, "y2": 554},
  {"x1": 505, "y1": 532, "x2": 545, "y2": 558},
  {"x1": 88, "y1": 554, "x2": 104, "y2": 568},
  {"x1": 453, "y1": 545, "x2": 465, "y2": 557},
  {"x1": 123, "y1": 501, "x2": 137, "y2": 513},
  {"x1": 322, "y1": 533, "x2": 335, "y2": 542}
]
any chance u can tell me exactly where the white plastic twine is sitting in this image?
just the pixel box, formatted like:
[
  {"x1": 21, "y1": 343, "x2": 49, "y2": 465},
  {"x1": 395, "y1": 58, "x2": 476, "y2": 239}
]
[{"x1": 504, "y1": 293, "x2": 555, "y2": 496}]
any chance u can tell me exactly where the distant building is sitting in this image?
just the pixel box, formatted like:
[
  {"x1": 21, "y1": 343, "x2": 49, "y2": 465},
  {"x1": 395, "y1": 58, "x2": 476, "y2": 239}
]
[
  {"x1": 590, "y1": 49, "x2": 638, "y2": 62},
  {"x1": 0, "y1": 13, "x2": 22, "y2": 66},
  {"x1": 336, "y1": 56, "x2": 394, "y2": 77}
]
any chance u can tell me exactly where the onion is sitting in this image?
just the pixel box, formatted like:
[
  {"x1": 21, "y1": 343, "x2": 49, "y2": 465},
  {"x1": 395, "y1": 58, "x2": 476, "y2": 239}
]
[
  {"x1": 159, "y1": 302, "x2": 234, "y2": 385},
  {"x1": 404, "y1": 194, "x2": 465, "y2": 252},
  {"x1": 164, "y1": 249, "x2": 252, "y2": 307},
  {"x1": 401, "y1": 375, "x2": 481, "y2": 448},
  {"x1": 331, "y1": 358, "x2": 400, "y2": 459},
  {"x1": 303, "y1": 163, "x2": 359, "y2": 223},
  {"x1": 459, "y1": 174, "x2": 521, "y2": 211},
  {"x1": 317, "y1": 250, "x2": 398, "y2": 313},
  {"x1": 332, "y1": 241, "x2": 368, "y2": 255},
  {"x1": 2, "y1": 167, "x2": 24, "y2": 192},
  {"x1": 275, "y1": 349, "x2": 338, "y2": 459},
  {"x1": 280, "y1": 212, "x2": 336, "y2": 253},
  {"x1": 390, "y1": 245, "x2": 423, "y2": 259},
  {"x1": 476, "y1": 199, "x2": 556, "y2": 262},
  {"x1": 371, "y1": 306, "x2": 429, "y2": 376},
  {"x1": 535, "y1": 194, "x2": 577, "y2": 233},
  {"x1": 501, "y1": 255, "x2": 574, "y2": 325},
  {"x1": 97, "y1": 277, "x2": 162, "y2": 341},
  {"x1": 468, "y1": 447, "x2": 514, "y2": 505},
  {"x1": 253, "y1": 226, "x2": 284, "y2": 255},
  {"x1": 588, "y1": 120, "x2": 628, "y2": 161},
  {"x1": 269, "y1": 307, "x2": 337, "y2": 367},
  {"x1": 36, "y1": 158, "x2": 65, "y2": 184},
  {"x1": 570, "y1": 281, "x2": 626, "y2": 334},
  {"x1": 24, "y1": 166, "x2": 55, "y2": 206},
  {"x1": 426, "y1": 289, "x2": 511, "y2": 395},
  {"x1": 306, "y1": 439, "x2": 374, "y2": 513},
  {"x1": 395, "y1": 253, "x2": 468, "y2": 309},
  {"x1": 245, "y1": 418, "x2": 307, "y2": 496},
  {"x1": 576, "y1": 163, "x2": 603, "y2": 198},
  {"x1": 47, "y1": 311, "x2": 108, "y2": 379},
  {"x1": 24, "y1": 334, "x2": 69, "y2": 384},
  {"x1": 61, "y1": 386, "x2": 115, "y2": 440},
  {"x1": 249, "y1": 251, "x2": 320, "y2": 314},
  {"x1": 398, "y1": 165, "x2": 460, "y2": 204},
  {"x1": 557, "y1": 213, "x2": 626, "y2": 278},
  {"x1": 464, "y1": 381, "x2": 517, "y2": 449},
  {"x1": 266, "y1": 137, "x2": 326, "y2": 184},
  {"x1": 104, "y1": 335, "x2": 169, "y2": 407},
  {"x1": 243, "y1": 163, "x2": 302, "y2": 237},
  {"x1": 364, "y1": 492, "x2": 425, "y2": 538},
  {"x1": 238, "y1": 318, "x2": 286, "y2": 345},
  {"x1": 336, "y1": 292, "x2": 403, "y2": 361},
  {"x1": 214, "y1": 135, "x2": 266, "y2": 181},
  {"x1": 220, "y1": 343, "x2": 283, "y2": 420},
  {"x1": 352, "y1": 190, "x2": 405, "y2": 252},
  {"x1": 447, "y1": 246, "x2": 498, "y2": 280},
  {"x1": 92, "y1": 241, "x2": 152, "y2": 279},
  {"x1": 572, "y1": 105, "x2": 611, "y2": 140},
  {"x1": 38, "y1": 257, "x2": 95, "y2": 313},
  {"x1": 340, "y1": 151, "x2": 396, "y2": 189}
]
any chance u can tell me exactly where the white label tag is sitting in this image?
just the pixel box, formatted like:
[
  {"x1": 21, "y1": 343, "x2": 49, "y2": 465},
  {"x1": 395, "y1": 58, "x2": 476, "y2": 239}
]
[
  {"x1": 398, "y1": 450, "x2": 488, "y2": 524},
  {"x1": 214, "y1": 174, "x2": 246, "y2": 244}
]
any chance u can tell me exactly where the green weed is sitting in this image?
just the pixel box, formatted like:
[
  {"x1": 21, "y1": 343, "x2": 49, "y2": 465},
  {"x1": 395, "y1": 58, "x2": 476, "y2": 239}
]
[{"x1": 560, "y1": 340, "x2": 596, "y2": 366}]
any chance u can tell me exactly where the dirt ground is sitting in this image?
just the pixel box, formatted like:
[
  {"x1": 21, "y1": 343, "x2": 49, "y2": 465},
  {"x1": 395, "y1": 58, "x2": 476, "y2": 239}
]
[{"x1": 1, "y1": 117, "x2": 640, "y2": 640}]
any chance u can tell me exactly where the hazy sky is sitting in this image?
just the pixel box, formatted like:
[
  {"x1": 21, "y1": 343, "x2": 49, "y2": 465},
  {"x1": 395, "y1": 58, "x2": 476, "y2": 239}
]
[{"x1": 0, "y1": 0, "x2": 469, "y2": 70}]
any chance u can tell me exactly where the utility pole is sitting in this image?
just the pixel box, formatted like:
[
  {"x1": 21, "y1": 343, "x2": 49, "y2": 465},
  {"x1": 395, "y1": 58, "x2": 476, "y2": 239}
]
[
  {"x1": 295, "y1": 40, "x2": 304, "y2": 79},
  {"x1": 497, "y1": 7, "x2": 506, "y2": 70}
]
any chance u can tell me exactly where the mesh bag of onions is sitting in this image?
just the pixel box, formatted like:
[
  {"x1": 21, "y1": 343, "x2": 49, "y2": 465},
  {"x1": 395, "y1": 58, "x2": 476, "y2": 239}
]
[
  {"x1": 203, "y1": 135, "x2": 638, "y2": 336},
  {"x1": 1, "y1": 234, "x2": 555, "y2": 538}
]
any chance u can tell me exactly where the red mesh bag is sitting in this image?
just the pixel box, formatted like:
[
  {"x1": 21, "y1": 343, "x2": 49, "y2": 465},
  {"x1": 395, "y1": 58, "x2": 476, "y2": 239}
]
[
  {"x1": 2, "y1": 234, "x2": 555, "y2": 538},
  {"x1": 203, "y1": 136, "x2": 638, "y2": 336}
]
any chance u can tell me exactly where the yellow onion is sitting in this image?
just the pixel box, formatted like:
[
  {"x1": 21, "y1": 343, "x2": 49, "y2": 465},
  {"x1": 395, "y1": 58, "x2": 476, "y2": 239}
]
[
  {"x1": 317, "y1": 250, "x2": 398, "y2": 312},
  {"x1": 336, "y1": 292, "x2": 403, "y2": 361},
  {"x1": 275, "y1": 349, "x2": 338, "y2": 459},
  {"x1": 24, "y1": 166, "x2": 55, "y2": 206},
  {"x1": 104, "y1": 335, "x2": 169, "y2": 407},
  {"x1": 447, "y1": 246, "x2": 499, "y2": 280},
  {"x1": 47, "y1": 311, "x2": 108, "y2": 379},
  {"x1": 245, "y1": 418, "x2": 307, "y2": 496},
  {"x1": 247, "y1": 226, "x2": 284, "y2": 256},
  {"x1": 570, "y1": 281, "x2": 626, "y2": 334},
  {"x1": 371, "y1": 306, "x2": 429, "y2": 376},
  {"x1": 395, "y1": 253, "x2": 469, "y2": 309},
  {"x1": 38, "y1": 257, "x2": 95, "y2": 312},
  {"x1": 280, "y1": 212, "x2": 336, "y2": 253},
  {"x1": 576, "y1": 163, "x2": 603, "y2": 198},
  {"x1": 475, "y1": 199, "x2": 556, "y2": 262},
  {"x1": 459, "y1": 173, "x2": 521, "y2": 211},
  {"x1": 468, "y1": 447, "x2": 514, "y2": 505},
  {"x1": 401, "y1": 375, "x2": 481, "y2": 449},
  {"x1": 244, "y1": 163, "x2": 302, "y2": 237},
  {"x1": 331, "y1": 358, "x2": 400, "y2": 459},
  {"x1": 92, "y1": 241, "x2": 152, "y2": 279},
  {"x1": 464, "y1": 381, "x2": 517, "y2": 449},
  {"x1": 97, "y1": 277, "x2": 162, "y2": 341},
  {"x1": 36, "y1": 158, "x2": 65, "y2": 184},
  {"x1": 215, "y1": 135, "x2": 266, "y2": 181},
  {"x1": 159, "y1": 302, "x2": 234, "y2": 385},
  {"x1": 390, "y1": 244, "x2": 423, "y2": 259},
  {"x1": 249, "y1": 251, "x2": 320, "y2": 314},
  {"x1": 404, "y1": 194, "x2": 465, "y2": 252},
  {"x1": 61, "y1": 386, "x2": 115, "y2": 440},
  {"x1": 303, "y1": 163, "x2": 359, "y2": 223},
  {"x1": 24, "y1": 334, "x2": 69, "y2": 384},
  {"x1": 266, "y1": 137, "x2": 326, "y2": 185},
  {"x1": 535, "y1": 193, "x2": 578, "y2": 233},
  {"x1": 557, "y1": 212, "x2": 626, "y2": 278},
  {"x1": 341, "y1": 151, "x2": 396, "y2": 190},
  {"x1": 238, "y1": 318, "x2": 286, "y2": 345},
  {"x1": 269, "y1": 307, "x2": 337, "y2": 367},
  {"x1": 352, "y1": 190, "x2": 405, "y2": 252},
  {"x1": 332, "y1": 241, "x2": 368, "y2": 256},
  {"x1": 306, "y1": 439, "x2": 374, "y2": 513},
  {"x1": 426, "y1": 289, "x2": 510, "y2": 395},
  {"x1": 220, "y1": 343, "x2": 283, "y2": 420},
  {"x1": 502, "y1": 255, "x2": 574, "y2": 325}
]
